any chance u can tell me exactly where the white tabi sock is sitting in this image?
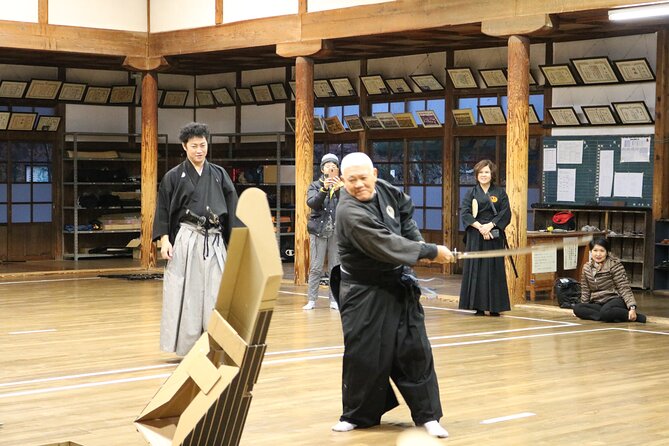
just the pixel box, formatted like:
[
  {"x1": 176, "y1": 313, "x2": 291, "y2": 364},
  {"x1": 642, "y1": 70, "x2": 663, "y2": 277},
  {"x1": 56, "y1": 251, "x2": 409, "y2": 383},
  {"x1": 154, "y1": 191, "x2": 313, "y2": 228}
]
[
  {"x1": 423, "y1": 420, "x2": 449, "y2": 438},
  {"x1": 331, "y1": 421, "x2": 357, "y2": 432}
]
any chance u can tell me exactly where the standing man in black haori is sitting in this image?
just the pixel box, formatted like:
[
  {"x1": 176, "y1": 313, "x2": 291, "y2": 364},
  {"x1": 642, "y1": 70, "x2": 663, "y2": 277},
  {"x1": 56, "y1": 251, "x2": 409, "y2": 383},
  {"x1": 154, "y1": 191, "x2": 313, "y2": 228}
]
[
  {"x1": 153, "y1": 122, "x2": 238, "y2": 356},
  {"x1": 331, "y1": 152, "x2": 453, "y2": 439},
  {"x1": 459, "y1": 159, "x2": 511, "y2": 316}
]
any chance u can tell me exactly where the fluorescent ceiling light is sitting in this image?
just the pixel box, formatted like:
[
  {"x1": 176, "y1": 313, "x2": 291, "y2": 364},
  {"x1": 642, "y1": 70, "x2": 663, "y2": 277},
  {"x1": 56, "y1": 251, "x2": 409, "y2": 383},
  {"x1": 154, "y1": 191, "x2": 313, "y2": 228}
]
[{"x1": 609, "y1": 3, "x2": 669, "y2": 21}]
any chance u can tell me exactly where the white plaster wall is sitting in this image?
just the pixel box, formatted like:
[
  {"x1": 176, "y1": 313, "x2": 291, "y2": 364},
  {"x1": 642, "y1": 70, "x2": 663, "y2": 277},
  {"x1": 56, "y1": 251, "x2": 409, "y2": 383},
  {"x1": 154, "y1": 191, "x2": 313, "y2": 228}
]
[
  {"x1": 552, "y1": 34, "x2": 656, "y2": 136},
  {"x1": 241, "y1": 103, "x2": 285, "y2": 133},
  {"x1": 158, "y1": 73, "x2": 196, "y2": 107},
  {"x1": 369, "y1": 52, "x2": 446, "y2": 93},
  {"x1": 242, "y1": 67, "x2": 287, "y2": 86},
  {"x1": 196, "y1": 72, "x2": 237, "y2": 90},
  {"x1": 455, "y1": 44, "x2": 547, "y2": 87},
  {"x1": 150, "y1": 0, "x2": 215, "y2": 32},
  {"x1": 65, "y1": 104, "x2": 129, "y2": 133},
  {"x1": 158, "y1": 109, "x2": 196, "y2": 143},
  {"x1": 66, "y1": 68, "x2": 129, "y2": 85},
  {"x1": 309, "y1": 0, "x2": 394, "y2": 13},
  {"x1": 0, "y1": 64, "x2": 58, "y2": 80},
  {"x1": 49, "y1": 0, "x2": 147, "y2": 32},
  {"x1": 223, "y1": 0, "x2": 297, "y2": 24},
  {"x1": 0, "y1": 0, "x2": 38, "y2": 22}
]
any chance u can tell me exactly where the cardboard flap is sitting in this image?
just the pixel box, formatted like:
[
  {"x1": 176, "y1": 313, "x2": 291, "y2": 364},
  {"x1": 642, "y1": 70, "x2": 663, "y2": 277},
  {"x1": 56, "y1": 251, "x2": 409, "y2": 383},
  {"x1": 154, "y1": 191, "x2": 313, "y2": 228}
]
[
  {"x1": 187, "y1": 353, "x2": 220, "y2": 395},
  {"x1": 207, "y1": 310, "x2": 248, "y2": 366}
]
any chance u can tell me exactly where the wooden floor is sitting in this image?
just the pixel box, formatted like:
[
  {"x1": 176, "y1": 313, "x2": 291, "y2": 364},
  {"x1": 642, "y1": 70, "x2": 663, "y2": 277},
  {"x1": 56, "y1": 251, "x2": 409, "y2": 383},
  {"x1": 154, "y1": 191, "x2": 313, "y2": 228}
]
[{"x1": 1, "y1": 273, "x2": 669, "y2": 446}]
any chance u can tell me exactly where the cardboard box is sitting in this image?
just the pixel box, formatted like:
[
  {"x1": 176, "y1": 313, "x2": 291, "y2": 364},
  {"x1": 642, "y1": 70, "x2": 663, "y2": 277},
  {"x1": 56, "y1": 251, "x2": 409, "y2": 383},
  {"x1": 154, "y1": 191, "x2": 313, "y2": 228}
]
[
  {"x1": 40, "y1": 442, "x2": 85, "y2": 446},
  {"x1": 262, "y1": 165, "x2": 295, "y2": 184},
  {"x1": 126, "y1": 238, "x2": 161, "y2": 259}
]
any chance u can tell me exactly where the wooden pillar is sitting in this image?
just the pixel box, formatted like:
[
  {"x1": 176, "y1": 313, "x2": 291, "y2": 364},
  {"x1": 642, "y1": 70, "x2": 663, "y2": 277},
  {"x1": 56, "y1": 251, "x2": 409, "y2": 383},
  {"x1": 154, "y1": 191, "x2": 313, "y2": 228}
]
[
  {"x1": 358, "y1": 59, "x2": 369, "y2": 154},
  {"x1": 442, "y1": 50, "x2": 455, "y2": 274},
  {"x1": 294, "y1": 56, "x2": 314, "y2": 285},
  {"x1": 654, "y1": 29, "x2": 669, "y2": 220},
  {"x1": 140, "y1": 72, "x2": 159, "y2": 269},
  {"x1": 505, "y1": 35, "x2": 530, "y2": 304}
]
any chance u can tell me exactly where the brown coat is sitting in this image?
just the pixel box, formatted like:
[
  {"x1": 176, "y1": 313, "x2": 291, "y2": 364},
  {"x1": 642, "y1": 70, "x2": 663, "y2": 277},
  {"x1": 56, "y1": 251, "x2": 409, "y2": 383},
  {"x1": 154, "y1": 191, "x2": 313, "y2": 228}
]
[{"x1": 580, "y1": 256, "x2": 636, "y2": 308}]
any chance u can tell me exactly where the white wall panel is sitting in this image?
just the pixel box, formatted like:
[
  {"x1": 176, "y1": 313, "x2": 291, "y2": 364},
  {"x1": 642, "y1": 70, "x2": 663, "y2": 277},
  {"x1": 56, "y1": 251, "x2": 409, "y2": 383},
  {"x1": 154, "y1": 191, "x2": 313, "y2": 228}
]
[
  {"x1": 314, "y1": 60, "x2": 360, "y2": 93},
  {"x1": 369, "y1": 52, "x2": 446, "y2": 93},
  {"x1": 455, "y1": 44, "x2": 547, "y2": 86},
  {"x1": 151, "y1": 0, "x2": 215, "y2": 32},
  {"x1": 196, "y1": 72, "x2": 237, "y2": 89},
  {"x1": 0, "y1": 65, "x2": 58, "y2": 80},
  {"x1": 66, "y1": 68, "x2": 129, "y2": 84},
  {"x1": 0, "y1": 0, "x2": 38, "y2": 22},
  {"x1": 49, "y1": 0, "x2": 147, "y2": 31},
  {"x1": 158, "y1": 73, "x2": 196, "y2": 107},
  {"x1": 309, "y1": 0, "x2": 394, "y2": 13},
  {"x1": 65, "y1": 104, "x2": 129, "y2": 133},
  {"x1": 242, "y1": 67, "x2": 287, "y2": 86},
  {"x1": 158, "y1": 109, "x2": 196, "y2": 143},
  {"x1": 196, "y1": 108, "x2": 236, "y2": 134},
  {"x1": 241, "y1": 103, "x2": 285, "y2": 133},
  {"x1": 223, "y1": 0, "x2": 297, "y2": 23}
]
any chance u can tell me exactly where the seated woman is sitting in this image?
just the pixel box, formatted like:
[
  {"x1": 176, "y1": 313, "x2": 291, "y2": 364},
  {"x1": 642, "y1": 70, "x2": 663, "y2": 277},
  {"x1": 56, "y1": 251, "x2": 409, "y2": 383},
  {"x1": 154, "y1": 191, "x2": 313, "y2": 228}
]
[{"x1": 574, "y1": 238, "x2": 646, "y2": 323}]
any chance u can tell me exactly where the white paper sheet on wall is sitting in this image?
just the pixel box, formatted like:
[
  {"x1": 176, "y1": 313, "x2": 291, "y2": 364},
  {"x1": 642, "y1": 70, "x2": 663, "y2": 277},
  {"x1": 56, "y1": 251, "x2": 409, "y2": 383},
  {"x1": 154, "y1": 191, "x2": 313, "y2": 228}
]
[
  {"x1": 557, "y1": 168, "x2": 576, "y2": 202},
  {"x1": 532, "y1": 247, "x2": 557, "y2": 274},
  {"x1": 620, "y1": 137, "x2": 650, "y2": 163},
  {"x1": 598, "y1": 150, "x2": 614, "y2": 197},
  {"x1": 557, "y1": 140, "x2": 583, "y2": 164},
  {"x1": 543, "y1": 148, "x2": 557, "y2": 172},
  {"x1": 613, "y1": 172, "x2": 644, "y2": 197},
  {"x1": 563, "y1": 237, "x2": 579, "y2": 270}
]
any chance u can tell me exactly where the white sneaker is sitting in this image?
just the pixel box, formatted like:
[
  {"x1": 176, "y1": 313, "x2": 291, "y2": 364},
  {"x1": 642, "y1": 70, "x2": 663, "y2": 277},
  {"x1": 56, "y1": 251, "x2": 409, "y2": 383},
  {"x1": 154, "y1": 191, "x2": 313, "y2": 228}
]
[
  {"x1": 330, "y1": 301, "x2": 339, "y2": 310},
  {"x1": 423, "y1": 420, "x2": 449, "y2": 438},
  {"x1": 332, "y1": 421, "x2": 356, "y2": 432},
  {"x1": 302, "y1": 301, "x2": 316, "y2": 310}
]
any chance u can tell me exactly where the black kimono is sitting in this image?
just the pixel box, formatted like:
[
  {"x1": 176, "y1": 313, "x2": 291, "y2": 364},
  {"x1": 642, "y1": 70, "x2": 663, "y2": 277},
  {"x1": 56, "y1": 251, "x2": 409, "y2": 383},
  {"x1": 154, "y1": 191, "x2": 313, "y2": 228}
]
[
  {"x1": 458, "y1": 183, "x2": 511, "y2": 313},
  {"x1": 153, "y1": 160, "x2": 238, "y2": 355},
  {"x1": 334, "y1": 178, "x2": 443, "y2": 428}
]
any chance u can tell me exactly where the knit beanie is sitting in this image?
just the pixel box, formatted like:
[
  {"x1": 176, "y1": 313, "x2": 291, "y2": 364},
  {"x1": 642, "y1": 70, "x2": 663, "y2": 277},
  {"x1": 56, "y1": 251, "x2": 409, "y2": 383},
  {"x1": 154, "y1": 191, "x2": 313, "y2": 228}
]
[{"x1": 320, "y1": 153, "x2": 339, "y2": 170}]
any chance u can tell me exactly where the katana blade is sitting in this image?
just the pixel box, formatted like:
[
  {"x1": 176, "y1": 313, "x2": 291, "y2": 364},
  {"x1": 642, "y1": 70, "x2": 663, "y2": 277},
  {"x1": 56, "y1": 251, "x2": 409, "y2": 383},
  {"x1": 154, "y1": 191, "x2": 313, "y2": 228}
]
[{"x1": 452, "y1": 234, "x2": 593, "y2": 261}]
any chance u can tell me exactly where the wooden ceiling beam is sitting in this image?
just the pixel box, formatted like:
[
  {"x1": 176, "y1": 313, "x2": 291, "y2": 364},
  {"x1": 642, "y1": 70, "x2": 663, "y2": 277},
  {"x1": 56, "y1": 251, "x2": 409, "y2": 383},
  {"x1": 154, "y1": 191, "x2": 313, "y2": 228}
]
[
  {"x1": 0, "y1": 19, "x2": 146, "y2": 58},
  {"x1": 123, "y1": 56, "x2": 169, "y2": 72},
  {"x1": 481, "y1": 14, "x2": 556, "y2": 37}
]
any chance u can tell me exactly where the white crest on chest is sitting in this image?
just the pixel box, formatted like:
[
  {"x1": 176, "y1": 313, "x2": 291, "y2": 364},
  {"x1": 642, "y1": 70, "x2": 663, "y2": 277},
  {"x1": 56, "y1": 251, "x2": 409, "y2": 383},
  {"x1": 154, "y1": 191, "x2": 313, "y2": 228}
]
[
  {"x1": 181, "y1": 172, "x2": 186, "y2": 178},
  {"x1": 386, "y1": 205, "x2": 395, "y2": 219}
]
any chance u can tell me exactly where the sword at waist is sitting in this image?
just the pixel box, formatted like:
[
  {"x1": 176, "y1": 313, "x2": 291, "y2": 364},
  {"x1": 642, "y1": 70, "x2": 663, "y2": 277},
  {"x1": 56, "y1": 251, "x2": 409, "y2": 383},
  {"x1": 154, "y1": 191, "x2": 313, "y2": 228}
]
[{"x1": 452, "y1": 234, "x2": 593, "y2": 261}]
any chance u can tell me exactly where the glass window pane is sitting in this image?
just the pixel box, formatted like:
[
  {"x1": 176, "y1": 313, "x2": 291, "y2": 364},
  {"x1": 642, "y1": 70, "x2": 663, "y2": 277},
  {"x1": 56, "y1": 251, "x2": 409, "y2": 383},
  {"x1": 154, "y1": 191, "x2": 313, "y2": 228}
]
[
  {"x1": 371, "y1": 102, "x2": 389, "y2": 114},
  {"x1": 11, "y1": 204, "x2": 31, "y2": 223},
  {"x1": 371, "y1": 141, "x2": 389, "y2": 162},
  {"x1": 501, "y1": 96, "x2": 508, "y2": 116},
  {"x1": 426, "y1": 186, "x2": 442, "y2": 207},
  {"x1": 0, "y1": 142, "x2": 6, "y2": 160},
  {"x1": 33, "y1": 204, "x2": 52, "y2": 222},
  {"x1": 413, "y1": 208, "x2": 424, "y2": 230},
  {"x1": 314, "y1": 106, "x2": 325, "y2": 117},
  {"x1": 388, "y1": 141, "x2": 403, "y2": 162},
  {"x1": 409, "y1": 163, "x2": 423, "y2": 183},
  {"x1": 408, "y1": 140, "x2": 424, "y2": 161},
  {"x1": 480, "y1": 96, "x2": 497, "y2": 106},
  {"x1": 12, "y1": 142, "x2": 32, "y2": 162},
  {"x1": 376, "y1": 163, "x2": 403, "y2": 184},
  {"x1": 34, "y1": 143, "x2": 52, "y2": 162},
  {"x1": 0, "y1": 184, "x2": 6, "y2": 202},
  {"x1": 13, "y1": 163, "x2": 27, "y2": 182},
  {"x1": 27, "y1": 165, "x2": 51, "y2": 183},
  {"x1": 530, "y1": 94, "x2": 544, "y2": 120},
  {"x1": 326, "y1": 106, "x2": 342, "y2": 120},
  {"x1": 409, "y1": 186, "x2": 424, "y2": 206},
  {"x1": 0, "y1": 163, "x2": 6, "y2": 182},
  {"x1": 528, "y1": 187, "x2": 541, "y2": 230},
  {"x1": 390, "y1": 101, "x2": 405, "y2": 114},
  {"x1": 34, "y1": 107, "x2": 56, "y2": 116},
  {"x1": 342, "y1": 143, "x2": 358, "y2": 156},
  {"x1": 343, "y1": 104, "x2": 359, "y2": 116},
  {"x1": 33, "y1": 183, "x2": 52, "y2": 202},
  {"x1": 425, "y1": 209, "x2": 442, "y2": 230},
  {"x1": 408, "y1": 100, "x2": 425, "y2": 114},
  {"x1": 458, "y1": 97, "x2": 478, "y2": 122},
  {"x1": 425, "y1": 163, "x2": 442, "y2": 184},
  {"x1": 0, "y1": 204, "x2": 6, "y2": 223},
  {"x1": 12, "y1": 184, "x2": 31, "y2": 202},
  {"x1": 424, "y1": 139, "x2": 442, "y2": 162},
  {"x1": 458, "y1": 138, "x2": 496, "y2": 185},
  {"x1": 427, "y1": 99, "x2": 446, "y2": 123},
  {"x1": 12, "y1": 106, "x2": 33, "y2": 113}
]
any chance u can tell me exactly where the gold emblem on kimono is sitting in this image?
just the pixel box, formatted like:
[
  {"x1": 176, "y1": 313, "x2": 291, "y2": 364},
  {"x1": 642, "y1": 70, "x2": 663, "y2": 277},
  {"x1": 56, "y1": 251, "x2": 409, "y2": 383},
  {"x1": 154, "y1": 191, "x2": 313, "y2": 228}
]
[{"x1": 490, "y1": 195, "x2": 498, "y2": 203}]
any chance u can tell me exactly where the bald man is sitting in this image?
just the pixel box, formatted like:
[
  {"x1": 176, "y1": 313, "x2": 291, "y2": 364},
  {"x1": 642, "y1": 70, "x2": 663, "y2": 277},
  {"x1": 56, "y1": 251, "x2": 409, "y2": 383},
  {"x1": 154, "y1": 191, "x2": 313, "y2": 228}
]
[{"x1": 331, "y1": 152, "x2": 453, "y2": 439}]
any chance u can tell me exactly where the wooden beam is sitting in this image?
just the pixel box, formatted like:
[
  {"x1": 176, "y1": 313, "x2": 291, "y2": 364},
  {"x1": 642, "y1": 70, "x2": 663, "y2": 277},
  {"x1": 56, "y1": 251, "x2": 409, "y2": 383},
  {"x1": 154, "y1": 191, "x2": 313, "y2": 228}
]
[
  {"x1": 0, "y1": 20, "x2": 146, "y2": 57},
  {"x1": 140, "y1": 72, "x2": 159, "y2": 269},
  {"x1": 216, "y1": 0, "x2": 223, "y2": 25},
  {"x1": 654, "y1": 28, "x2": 669, "y2": 220},
  {"x1": 276, "y1": 39, "x2": 324, "y2": 58},
  {"x1": 122, "y1": 56, "x2": 169, "y2": 72},
  {"x1": 505, "y1": 35, "x2": 530, "y2": 305},
  {"x1": 294, "y1": 57, "x2": 314, "y2": 286},
  {"x1": 481, "y1": 14, "x2": 555, "y2": 37},
  {"x1": 38, "y1": 0, "x2": 48, "y2": 26}
]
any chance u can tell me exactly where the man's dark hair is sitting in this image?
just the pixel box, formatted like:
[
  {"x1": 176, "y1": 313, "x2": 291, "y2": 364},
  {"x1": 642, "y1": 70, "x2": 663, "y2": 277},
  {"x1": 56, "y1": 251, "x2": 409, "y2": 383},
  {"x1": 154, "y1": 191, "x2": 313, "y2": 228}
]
[{"x1": 179, "y1": 122, "x2": 210, "y2": 143}]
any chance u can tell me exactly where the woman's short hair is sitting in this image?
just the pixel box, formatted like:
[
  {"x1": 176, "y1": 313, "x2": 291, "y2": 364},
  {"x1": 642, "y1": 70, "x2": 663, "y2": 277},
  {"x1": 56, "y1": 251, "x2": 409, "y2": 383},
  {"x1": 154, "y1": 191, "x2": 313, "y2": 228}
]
[
  {"x1": 589, "y1": 237, "x2": 610, "y2": 252},
  {"x1": 473, "y1": 159, "x2": 497, "y2": 183}
]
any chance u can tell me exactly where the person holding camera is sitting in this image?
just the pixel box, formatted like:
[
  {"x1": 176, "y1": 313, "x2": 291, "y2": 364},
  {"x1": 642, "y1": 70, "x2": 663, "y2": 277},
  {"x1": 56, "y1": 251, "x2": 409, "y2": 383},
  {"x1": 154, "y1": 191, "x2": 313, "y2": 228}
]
[
  {"x1": 458, "y1": 159, "x2": 511, "y2": 316},
  {"x1": 303, "y1": 153, "x2": 343, "y2": 310}
]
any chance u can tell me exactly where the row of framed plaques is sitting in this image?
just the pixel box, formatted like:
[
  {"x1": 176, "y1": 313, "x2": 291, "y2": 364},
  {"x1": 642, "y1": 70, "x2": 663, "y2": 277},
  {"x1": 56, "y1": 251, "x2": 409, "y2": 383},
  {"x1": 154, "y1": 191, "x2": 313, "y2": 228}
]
[
  {"x1": 547, "y1": 101, "x2": 654, "y2": 127},
  {"x1": 0, "y1": 80, "x2": 137, "y2": 104},
  {"x1": 285, "y1": 110, "x2": 442, "y2": 134},
  {"x1": 539, "y1": 57, "x2": 655, "y2": 87},
  {"x1": 0, "y1": 112, "x2": 61, "y2": 131},
  {"x1": 451, "y1": 105, "x2": 541, "y2": 126}
]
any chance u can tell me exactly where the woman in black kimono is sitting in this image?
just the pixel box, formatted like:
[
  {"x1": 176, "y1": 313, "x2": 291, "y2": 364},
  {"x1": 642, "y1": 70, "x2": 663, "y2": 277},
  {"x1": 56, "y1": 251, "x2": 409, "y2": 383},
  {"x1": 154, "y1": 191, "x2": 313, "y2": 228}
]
[{"x1": 459, "y1": 159, "x2": 511, "y2": 316}]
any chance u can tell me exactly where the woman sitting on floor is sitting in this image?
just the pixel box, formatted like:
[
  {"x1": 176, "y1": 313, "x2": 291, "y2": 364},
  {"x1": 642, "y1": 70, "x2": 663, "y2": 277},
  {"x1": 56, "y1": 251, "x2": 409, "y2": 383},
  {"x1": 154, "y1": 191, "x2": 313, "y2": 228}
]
[{"x1": 574, "y1": 237, "x2": 646, "y2": 323}]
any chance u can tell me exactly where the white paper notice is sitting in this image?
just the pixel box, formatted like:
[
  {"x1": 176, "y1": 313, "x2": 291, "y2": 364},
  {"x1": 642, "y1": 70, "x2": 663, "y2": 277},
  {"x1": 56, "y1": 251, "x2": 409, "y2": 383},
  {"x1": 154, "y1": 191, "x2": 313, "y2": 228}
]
[
  {"x1": 563, "y1": 237, "x2": 579, "y2": 270},
  {"x1": 613, "y1": 172, "x2": 644, "y2": 197},
  {"x1": 620, "y1": 137, "x2": 651, "y2": 163},
  {"x1": 557, "y1": 140, "x2": 583, "y2": 164},
  {"x1": 598, "y1": 150, "x2": 614, "y2": 197},
  {"x1": 557, "y1": 168, "x2": 576, "y2": 202},
  {"x1": 532, "y1": 247, "x2": 557, "y2": 274},
  {"x1": 543, "y1": 148, "x2": 557, "y2": 172}
]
